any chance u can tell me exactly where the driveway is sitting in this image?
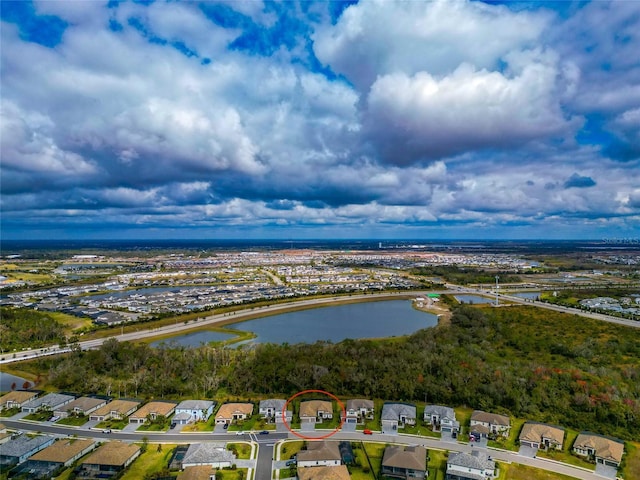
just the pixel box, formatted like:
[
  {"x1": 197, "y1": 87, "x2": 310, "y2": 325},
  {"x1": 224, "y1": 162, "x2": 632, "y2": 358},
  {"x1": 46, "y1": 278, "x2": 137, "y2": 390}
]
[
  {"x1": 214, "y1": 423, "x2": 228, "y2": 434},
  {"x1": 518, "y1": 445, "x2": 538, "y2": 458},
  {"x1": 341, "y1": 422, "x2": 356, "y2": 432},
  {"x1": 595, "y1": 463, "x2": 618, "y2": 479}
]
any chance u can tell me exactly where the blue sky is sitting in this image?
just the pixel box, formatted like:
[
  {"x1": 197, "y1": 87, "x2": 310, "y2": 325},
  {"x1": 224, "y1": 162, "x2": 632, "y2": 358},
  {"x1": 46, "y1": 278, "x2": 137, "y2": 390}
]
[{"x1": 1, "y1": 0, "x2": 639, "y2": 240}]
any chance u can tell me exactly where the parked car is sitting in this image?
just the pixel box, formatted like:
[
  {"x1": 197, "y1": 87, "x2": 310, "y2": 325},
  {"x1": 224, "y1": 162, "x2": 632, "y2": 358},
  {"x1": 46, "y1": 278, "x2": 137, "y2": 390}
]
[
  {"x1": 102, "y1": 429, "x2": 112, "y2": 434},
  {"x1": 236, "y1": 431, "x2": 245, "y2": 436},
  {"x1": 363, "y1": 429, "x2": 373, "y2": 435},
  {"x1": 259, "y1": 430, "x2": 269, "y2": 435},
  {"x1": 223, "y1": 424, "x2": 228, "y2": 429},
  {"x1": 285, "y1": 460, "x2": 296, "y2": 466}
]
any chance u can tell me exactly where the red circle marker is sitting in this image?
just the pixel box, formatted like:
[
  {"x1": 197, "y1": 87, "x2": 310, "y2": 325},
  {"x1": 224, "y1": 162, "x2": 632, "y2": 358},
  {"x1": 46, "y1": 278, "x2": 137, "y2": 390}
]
[{"x1": 282, "y1": 389, "x2": 346, "y2": 440}]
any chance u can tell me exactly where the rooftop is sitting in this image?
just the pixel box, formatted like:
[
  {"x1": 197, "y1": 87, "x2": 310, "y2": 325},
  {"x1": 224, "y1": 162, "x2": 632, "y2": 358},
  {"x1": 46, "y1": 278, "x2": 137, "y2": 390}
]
[
  {"x1": 0, "y1": 391, "x2": 38, "y2": 406},
  {"x1": 131, "y1": 401, "x2": 177, "y2": 418},
  {"x1": 470, "y1": 410, "x2": 510, "y2": 426},
  {"x1": 29, "y1": 439, "x2": 95, "y2": 463},
  {"x1": 177, "y1": 400, "x2": 216, "y2": 411},
  {"x1": 300, "y1": 400, "x2": 333, "y2": 417},
  {"x1": 82, "y1": 441, "x2": 141, "y2": 467},
  {"x1": 381, "y1": 402, "x2": 416, "y2": 420},
  {"x1": 574, "y1": 433, "x2": 625, "y2": 463},
  {"x1": 298, "y1": 465, "x2": 351, "y2": 480},
  {"x1": 183, "y1": 443, "x2": 236, "y2": 466},
  {"x1": 215, "y1": 403, "x2": 253, "y2": 419},
  {"x1": 298, "y1": 441, "x2": 342, "y2": 462},
  {"x1": 382, "y1": 445, "x2": 426, "y2": 471},
  {"x1": 520, "y1": 422, "x2": 565, "y2": 445},
  {"x1": 92, "y1": 399, "x2": 141, "y2": 416}
]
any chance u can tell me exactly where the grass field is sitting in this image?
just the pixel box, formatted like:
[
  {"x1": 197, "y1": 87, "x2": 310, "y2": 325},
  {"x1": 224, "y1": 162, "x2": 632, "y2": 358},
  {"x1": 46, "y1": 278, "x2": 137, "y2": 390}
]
[
  {"x1": 228, "y1": 442, "x2": 253, "y2": 460},
  {"x1": 120, "y1": 443, "x2": 177, "y2": 480},
  {"x1": 499, "y1": 463, "x2": 577, "y2": 479},
  {"x1": 279, "y1": 440, "x2": 303, "y2": 460},
  {"x1": 426, "y1": 450, "x2": 447, "y2": 480},
  {"x1": 622, "y1": 441, "x2": 640, "y2": 480}
]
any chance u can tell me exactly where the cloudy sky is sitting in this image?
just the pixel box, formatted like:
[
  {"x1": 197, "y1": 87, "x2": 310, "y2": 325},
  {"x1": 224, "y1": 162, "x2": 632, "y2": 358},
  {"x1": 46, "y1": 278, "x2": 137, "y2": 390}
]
[{"x1": 1, "y1": 0, "x2": 639, "y2": 240}]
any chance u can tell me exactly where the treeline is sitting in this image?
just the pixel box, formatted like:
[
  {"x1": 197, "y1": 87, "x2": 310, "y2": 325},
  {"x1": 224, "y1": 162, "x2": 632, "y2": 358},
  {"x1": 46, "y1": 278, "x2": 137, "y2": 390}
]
[
  {"x1": 410, "y1": 266, "x2": 521, "y2": 285},
  {"x1": 0, "y1": 307, "x2": 65, "y2": 351},
  {"x1": 31, "y1": 305, "x2": 639, "y2": 440}
]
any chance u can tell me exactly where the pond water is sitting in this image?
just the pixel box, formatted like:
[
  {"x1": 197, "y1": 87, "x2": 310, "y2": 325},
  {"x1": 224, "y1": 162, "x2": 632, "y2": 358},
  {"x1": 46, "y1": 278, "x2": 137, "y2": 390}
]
[
  {"x1": 511, "y1": 292, "x2": 541, "y2": 300},
  {"x1": 454, "y1": 295, "x2": 493, "y2": 304},
  {"x1": 0, "y1": 372, "x2": 31, "y2": 392},
  {"x1": 230, "y1": 300, "x2": 437, "y2": 345},
  {"x1": 152, "y1": 300, "x2": 437, "y2": 348},
  {"x1": 150, "y1": 330, "x2": 236, "y2": 348}
]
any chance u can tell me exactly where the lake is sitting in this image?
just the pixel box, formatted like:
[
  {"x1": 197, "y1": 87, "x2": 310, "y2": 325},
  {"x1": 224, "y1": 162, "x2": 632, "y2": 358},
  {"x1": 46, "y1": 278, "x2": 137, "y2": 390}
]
[
  {"x1": 0, "y1": 372, "x2": 31, "y2": 392},
  {"x1": 511, "y1": 292, "x2": 541, "y2": 300},
  {"x1": 152, "y1": 300, "x2": 437, "y2": 347},
  {"x1": 454, "y1": 295, "x2": 493, "y2": 304}
]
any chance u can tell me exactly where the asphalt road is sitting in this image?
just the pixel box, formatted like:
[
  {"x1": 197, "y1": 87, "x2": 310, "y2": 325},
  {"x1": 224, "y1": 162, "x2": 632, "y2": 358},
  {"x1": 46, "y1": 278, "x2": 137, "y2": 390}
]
[{"x1": 0, "y1": 419, "x2": 608, "y2": 480}]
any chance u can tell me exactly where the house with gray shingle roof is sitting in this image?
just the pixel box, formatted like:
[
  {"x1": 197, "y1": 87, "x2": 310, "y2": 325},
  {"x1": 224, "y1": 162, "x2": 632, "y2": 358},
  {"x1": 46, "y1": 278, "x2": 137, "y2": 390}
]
[
  {"x1": 259, "y1": 399, "x2": 292, "y2": 423},
  {"x1": 297, "y1": 441, "x2": 342, "y2": 467},
  {"x1": 381, "y1": 402, "x2": 416, "y2": 431},
  {"x1": 424, "y1": 405, "x2": 460, "y2": 434},
  {"x1": 174, "y1": 400, "x2": 216, "y2": 425},
  {"x1": 381, "y1": 445, "x2": 426, "y2": 479},
  {"x1": 446, "y1": 450, "x2": 496, "y2": 480},
  {"x1": 0, "y1": 435, "x2": 55, "y2": 468},
  {"x1": 21, "y1": 393, "x2": 75, "y2": 414},
  {"x1": 181, "y1": 443, "x2": 236, "y2": 469},
  {"x1": 470, "y1": 410, "x2": 510, "y2": 439},
  {"x1": 345, "y1": 399, "x2": 374, "y2": 424},
  {"x1": 54, "y1": 397, "x2": 107, "y2": 418},
  {"x1": 10, "y1": 439, "x2": 95, "y2": 478}
]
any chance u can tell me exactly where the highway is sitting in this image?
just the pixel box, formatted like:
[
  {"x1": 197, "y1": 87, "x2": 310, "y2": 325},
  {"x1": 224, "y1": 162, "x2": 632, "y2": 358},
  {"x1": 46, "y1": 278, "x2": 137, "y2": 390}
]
[
  {"x1": 3, "y1": 288, "x2": 638, "y2": 365},
  {"x1": 0, "y1": 418, "x2": 608, "y2": 480}
]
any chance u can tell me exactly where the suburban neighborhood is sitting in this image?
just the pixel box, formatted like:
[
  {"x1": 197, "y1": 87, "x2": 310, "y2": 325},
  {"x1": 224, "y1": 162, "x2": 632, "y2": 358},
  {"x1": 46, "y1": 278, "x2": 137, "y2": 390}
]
[{"x1": 0, "y1": 388, "x2": 629, "y2": 480}]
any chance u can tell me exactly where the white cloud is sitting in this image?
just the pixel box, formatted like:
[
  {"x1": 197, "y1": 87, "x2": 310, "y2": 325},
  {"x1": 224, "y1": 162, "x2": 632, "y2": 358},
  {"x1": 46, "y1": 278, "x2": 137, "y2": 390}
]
[
  {"x1": 366, "y1": 55, "x2": 576, "y2": 162},
  {"x1": 313, "y1": 0, "x2": 550, "y2": 90}
]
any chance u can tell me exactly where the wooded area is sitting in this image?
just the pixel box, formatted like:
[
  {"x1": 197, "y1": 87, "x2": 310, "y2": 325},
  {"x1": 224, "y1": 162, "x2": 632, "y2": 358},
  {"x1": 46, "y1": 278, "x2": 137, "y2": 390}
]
[
  {"x1": 26, "y1": 304, "x2": 639, "y2": 440},
  {"x1": 0, "y1": 307, "x2": 65, "y2": 351}
]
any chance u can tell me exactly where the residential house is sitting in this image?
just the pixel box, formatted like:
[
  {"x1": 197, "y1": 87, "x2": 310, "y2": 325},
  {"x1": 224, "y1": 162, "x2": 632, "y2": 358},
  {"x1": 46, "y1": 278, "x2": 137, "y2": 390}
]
[
  {"x1": 344, "y1": 399, "x2": 374, "y2": 424},
  {"x1": 519, "y1": 422, "x2": 565, "y2": 450},
  {"x1": 423, "y1": 405, "x2": 460, "y2": 435},
  {"x1": 89, "y1": 399, "x2": 140, "y2": 422},
  {"x1": 10, "y1": 439, "x2": 95, "y2": 478},
  {"x1": 298, "y1": 465, "x2": 351, "y2": 480},
  {"x1": 75, "y1": 441, "x2": 141, "y2": 479},
  {"x1": 381, "y1": 402, "x2": 416, "y2": 431},
  {"x1": 0, "y1": 391, "x2": 38, "y2": 410},
  {"x1": 214, "y1": 403, "x2": 253, "y2": 424},
  {"x1": 259, "y1": 399, "x2": 292, "y2": 423},
  {"x1": 21, "y1": 393, "x2": 75, "y2": 414},
  {"x1": 297, "y1": 441, "x2": 342, "y2": 467},
  {"x1": 129, "y1": 401, "x2": 177, "y2": 424},
  {"x1": 381, "y1": 445, "x2": 427, "y2": 479},
  {"x1": 469, "y1": 411, "x2": 510, "y2": 439},
  {"x1": 174, "y1": 400, "x2": 216, "y2": 425},
  {"x1": 299, "y1": 400, "x2": 333, "y2": 423},
  {"x1": 178, "y1": 465, "x2": 217, "y2": 480},
  {"x1": 0, "y1": 435, "x2": 55, "y2": 469},
  {"x1": 573, "y1": 433, "x2": 625, "y2": 468},
  {"x1": 55, "y1": 397, "x2": 107, "y2": 419},
  {"x1": 181, "y1": 443, "x2": 236, "y2": 468},
  {"x1": 446, "y1": 450, "x2": 496, "y2": 480}
]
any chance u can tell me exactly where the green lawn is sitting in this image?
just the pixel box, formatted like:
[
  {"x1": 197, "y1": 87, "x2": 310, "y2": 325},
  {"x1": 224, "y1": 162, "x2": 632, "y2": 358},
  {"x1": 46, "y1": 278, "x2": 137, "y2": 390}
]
[
  {"x1": 499, "y1": 463, "x2": 576, "y2": 480},
  {"x1": 95, "y1": 419, "x2": 128, "y2": 430},
  {"x1": 120, "y1": 444, "x2": 177, "y2": 480},
  {"x1": 56, "y1": 415, "x2": 88, "y2": 426},
  {"x1": 621, "y1": 441, "x2": 640, "y2": 480},
  {"x1": 0, "y1": 408, "x2": 20, "y2": 417},
  {"x1": 24, "y1": 411, "x2": 52, "y2": 422},
  {"x1": 227, "y1": 442, "x2": 252, "y2": 460},
  {"x1": 426, "y1": 450, "x2": 447, "y2": 480},
  {"x1": 279, "y1": 440, "x2": 303, "y2": 460},
  {"x1": 217, "y1": 468, "x2": 248, "y2": 480}
]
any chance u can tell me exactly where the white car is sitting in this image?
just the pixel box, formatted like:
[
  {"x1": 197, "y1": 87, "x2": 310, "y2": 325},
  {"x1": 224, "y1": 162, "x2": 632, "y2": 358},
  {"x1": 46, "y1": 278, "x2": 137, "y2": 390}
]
[{"x1": 236, "y1": 431, "x2": 245, "y2": 435}]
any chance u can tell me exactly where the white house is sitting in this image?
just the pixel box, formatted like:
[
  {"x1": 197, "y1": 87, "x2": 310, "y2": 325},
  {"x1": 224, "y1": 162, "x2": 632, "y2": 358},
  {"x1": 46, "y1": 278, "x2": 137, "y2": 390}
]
[
  {"x1": 258, "y1": 399, "x2": 292, "y2": 423},
  {"x1": 446, "y1": 451, "x2": 496, "y2": 480},
  {"x1": 174, "y1": 400, "x2": 216, "y2": 425}
]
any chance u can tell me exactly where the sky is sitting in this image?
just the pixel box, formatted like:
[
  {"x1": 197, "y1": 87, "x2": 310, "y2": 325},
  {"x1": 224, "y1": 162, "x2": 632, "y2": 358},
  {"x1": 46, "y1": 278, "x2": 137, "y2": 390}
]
[{"x1": 1, "y1": 0, "x2": 639, "y2": 241}]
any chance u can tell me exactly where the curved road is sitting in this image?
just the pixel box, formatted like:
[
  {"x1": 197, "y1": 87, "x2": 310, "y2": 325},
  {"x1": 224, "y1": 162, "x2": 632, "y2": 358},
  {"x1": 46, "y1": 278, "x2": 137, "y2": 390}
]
[{"x1": 3, "y1": 289, "x2": 638, "y2": 364}]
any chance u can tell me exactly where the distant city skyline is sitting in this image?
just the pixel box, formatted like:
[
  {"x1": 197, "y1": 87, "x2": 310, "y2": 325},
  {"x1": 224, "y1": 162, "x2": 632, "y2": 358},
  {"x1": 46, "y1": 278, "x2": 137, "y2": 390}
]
[{"x1": 1, "y1": 1, "x2": 639, "y2": 240}]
